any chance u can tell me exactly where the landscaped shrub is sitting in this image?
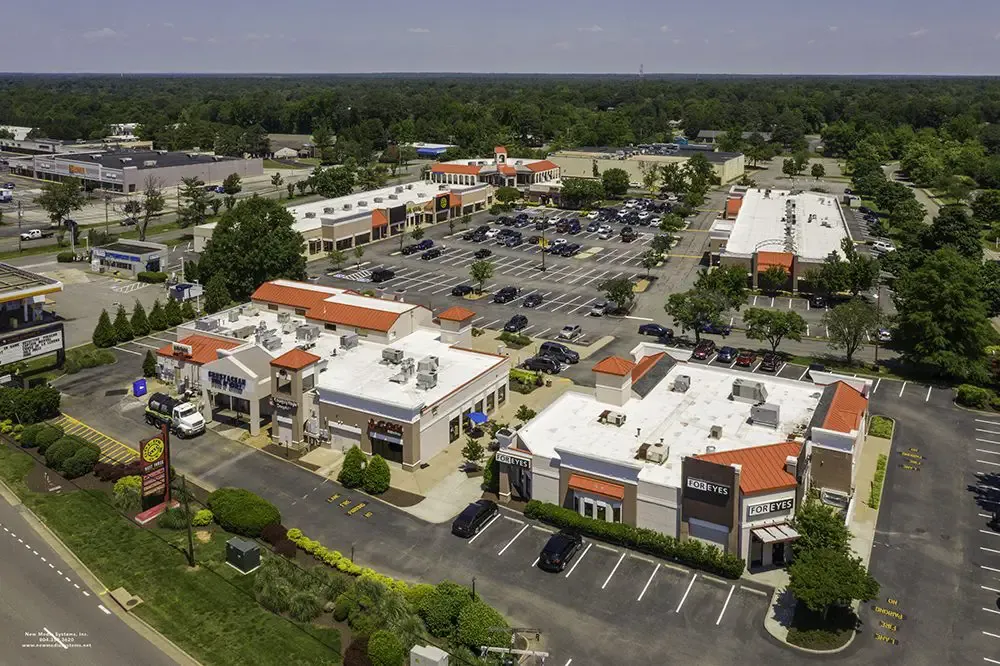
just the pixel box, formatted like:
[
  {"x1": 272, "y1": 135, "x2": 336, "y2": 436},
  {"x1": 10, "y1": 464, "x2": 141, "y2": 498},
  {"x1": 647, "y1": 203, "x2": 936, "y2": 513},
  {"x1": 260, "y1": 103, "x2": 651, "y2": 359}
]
[
  {"x1": 191, "y1": 509, "x2": 214, "y2": 526},
  {"x1": 482, "y1": 453, "x2": 498, "y2": 493},
  {"x1": 404, "y1": 583, "x2": 435, "y2": 609},
  {"x1": 524, "y1": 500, "x2": 746, "y2": 579},
  {"x1": 207, "y1": 487, "x2": 281, "y2": 537},
  {"x1": 112, "y1": 475, "x2": 142, "y2": 512},
  {"x1": 348, "y1": 607, "x2": 379, "y2": 637},
  {"x1": 261, "y1": 522, "x2": 289, "y2": 545},
  {"x1": 868, "y1": 454, "x2": 888, "y2": 509},
  {"x1": 418, "y1": 581, "x2": 474, "y2": 638},
  {"x1": 45, "y1": 436, "x2": 84, "y2": 469},
  {"x1": 63, "y1": 358, "x2": 81, "y2": 374},
  {"x1": 334, "y1": 592, "x2": 358, "y2": 622},
  {"x1": 257, "y1": 580, "x2": 293, "y2": 614},
  {"x1": 137, "y1": 271, "x2": 168, "y2": 283},
  {"x1": 498, "y1": 331, "x2": 532, "y2": 347},
  {"x1": 157, "y1": 507, "x2": 189, "y2": 530},
  {"x1": 288, "y1": 591, "x2": 323, "y2": 622},
  {"x1": 0, "y1": 386, "x2": 61, "y2": 425},
  {"x1": 19, "y1": 423, "x2": 45, "y2": 448},
  {"x1": 868, "y1": 415, "x2": 894, "y2": 439},
  {"x1": 367, "y1": 630, "x2": 404, "y2": 666},
  {"x1": 274, "y1": 538, "x2": 298, "y2": 559},
  {"x1": 456, "y1": 600, "x2": 509, "y2": 651},
  {"x1": 363, "y1": 455, "x2": 390, "y2": 494},
  {"x1": 957, "y1": 384, "x2": 993, "y2": 409},
  {"x1": 34, "y1": 424, "x2": 64, "y2": 454},
  {"x1": 97, "y1": 460, "x2": 141, "y2": 483},
  {"x1": 56, "y1": 252, "x2": 76, "y2": 263},
  {"x1": 62, "y1": 445, "x2": 99, "y2": 478},
  {"x1": 338, "y1": 446, "x2": 366, "y2": 488}
]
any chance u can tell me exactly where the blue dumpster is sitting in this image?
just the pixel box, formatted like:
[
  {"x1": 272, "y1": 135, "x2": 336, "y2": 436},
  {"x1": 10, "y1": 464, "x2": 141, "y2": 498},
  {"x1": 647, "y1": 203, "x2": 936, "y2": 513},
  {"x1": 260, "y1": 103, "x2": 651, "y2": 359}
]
[{"x1": 133, "y1": 378, "x2": 147, "y2": 397}]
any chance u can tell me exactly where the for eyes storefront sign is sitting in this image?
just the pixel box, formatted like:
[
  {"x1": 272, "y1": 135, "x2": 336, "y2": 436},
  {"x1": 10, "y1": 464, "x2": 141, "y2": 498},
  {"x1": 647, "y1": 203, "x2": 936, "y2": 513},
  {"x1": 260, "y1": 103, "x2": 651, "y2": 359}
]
[{"x1": 746, "y1": 497, "x2": 794, "y2": 520}]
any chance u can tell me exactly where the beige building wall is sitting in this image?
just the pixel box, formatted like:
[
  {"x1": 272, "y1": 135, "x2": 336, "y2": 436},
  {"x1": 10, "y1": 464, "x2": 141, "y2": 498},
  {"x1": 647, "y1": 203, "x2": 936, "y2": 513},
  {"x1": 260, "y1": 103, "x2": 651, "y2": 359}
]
[{"x1": 549, "y1": 152, "x2": 745, "y2": 186}]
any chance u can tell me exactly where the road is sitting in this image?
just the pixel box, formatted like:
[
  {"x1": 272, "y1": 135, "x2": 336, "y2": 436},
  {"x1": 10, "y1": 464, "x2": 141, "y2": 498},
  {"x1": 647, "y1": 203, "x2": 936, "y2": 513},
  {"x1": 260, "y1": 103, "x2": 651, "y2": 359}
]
[{"x1": 0, "y1": 495, "x2": 180, "y2": 666}]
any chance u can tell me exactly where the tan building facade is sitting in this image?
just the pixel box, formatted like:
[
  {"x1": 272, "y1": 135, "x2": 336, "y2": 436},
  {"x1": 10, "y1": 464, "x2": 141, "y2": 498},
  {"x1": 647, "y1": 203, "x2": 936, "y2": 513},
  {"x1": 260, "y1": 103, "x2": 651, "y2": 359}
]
[{"x1": 549, "y1": 148, "x2": 745, "y2": 186}]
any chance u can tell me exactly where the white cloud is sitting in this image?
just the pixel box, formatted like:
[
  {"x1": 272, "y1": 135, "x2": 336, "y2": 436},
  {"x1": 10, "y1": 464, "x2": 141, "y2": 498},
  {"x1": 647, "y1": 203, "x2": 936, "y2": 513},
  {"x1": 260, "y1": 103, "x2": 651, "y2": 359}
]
[
  {"x1": 181, "y1": 36, "x2": 197, "y2": 43},
  {"x1": 578, "y1": 25, "x2": 603, "y2": 33},
  {"x1": 83, "y1": 27, "x2": 117, "y2": 41},
  {"x1": 994, "y1": 31, "x2": 1000, "y2": 40},
  {"x1": 162, "y1": 22, "x2": 175, "y2": 29},
  {"x1": 909, "y1": 27, "x2": 928, "y2": 38},
  {"x1": 206, "y1": 37, "x2": 218, "y2": 44},
  {"x1": 552, "y1": 41, "x2": 571, "y2": 51},
  {"x1": 671, "y1": 38, "x2": 682, "y2": 45},
  {"x1": 659, "y1": 25, "x2": 670, "y2": 33},
  {"x1": 726, "y1": 28, "x2": 736, "y2": 34},
  {"x1": 244, "y1": 32, "x2": 270, "y2": 41},
  {"x1": 828, "y1": 25, "x2": 838, "y2": 32},
  {"x1": 407, "y1": 27, "x2": 430, "y2": 33},
  {"x1": 808, "y1": 39, "x2": 816, "y2": 45}
]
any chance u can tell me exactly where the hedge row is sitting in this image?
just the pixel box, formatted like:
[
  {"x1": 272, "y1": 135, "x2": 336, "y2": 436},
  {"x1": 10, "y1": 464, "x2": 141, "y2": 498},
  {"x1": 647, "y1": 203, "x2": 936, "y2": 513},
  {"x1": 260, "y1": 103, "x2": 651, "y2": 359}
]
[
  {"x1": 206, "y1": 487, "x2": 281, "y2": 537},
  {"x1": 56, "y1": 252, "x2": 76, "y2": 263},
  {"x1": 957, "y1": 384, "x2": 995, "y2": 410},
  {"x1": 868, "y1": 454, "x2": 888, "y2": 509},
  {"x1": 137, "y1": 271, "x2": 168, "y2": 283},
  {"x1": 524, "y1": 500, "x2": 745, "y2": 579}
]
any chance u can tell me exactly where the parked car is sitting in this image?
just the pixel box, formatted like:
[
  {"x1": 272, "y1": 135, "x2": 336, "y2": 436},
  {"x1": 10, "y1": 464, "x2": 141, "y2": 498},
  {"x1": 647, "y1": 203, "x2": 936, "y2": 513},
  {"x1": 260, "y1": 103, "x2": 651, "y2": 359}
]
[
  {"x1": 462, "y1": 231, "x2": 480, "y2": 241},
  {"x1": 638, "y1": 323, "x2": 672, "y2": 338},
  {"x1": 535, "y1": 219, "x2": 550, "y2": 231},
  {"x1": 844, "y1": 188, "x2": 853, "y2": 194},
  {"x1": 523, "y1": 293, "x2": 544, "y2": 308},
  {"x1": 700, "y1": 322, "x2": 732, "y2": 336},
  {"x1": 401, "y1": 244, "x2": 420, "y2": 255},
  {"x1": 538, "y1": 531, "x2": 584, "y2": 572},
  {"x1": 871, "y1": 240, "x2": 896, "y2": 254},
  {"x1": 370, "y1": 268, "x2": 395, "y2": 283},
  {"x1": 527, "y1": 235, "x2": 543, "y2": 245},
  {"x1": 451, "y1": 500, "x2": 499, "y2": 538},
  {"x1": 587, "y1": 221, "x2": 600, "y2": 232},
  {"x1": 759, "y1": 352, "x2": 780, "y2": 372},
  {"x1": 421, "y1": 248, "x2": 442, "y2": 260},
  {"x1": 808, "y1": 295, "x2": 826, "y2": 309},
  {"x1": 3, "y1": 182, "x2": 15, "y2": 189},
  {"x1": 523, "y1": 355, "x2": 561, "y2": 373},
  {"x1": 692, "y1": 340, "x2": 717, "y2": 360},
  {"x1": 119, "y1": 217, "x2": 138, "y2": 227},
  {"x1": 493, "y1": 286, "x2": 519, "y2": 303},
  {"x1": 587, "y1": 211, "x2": 600, "y2": 219},
  {"x1": 539, "y1": 341, "x2": 579, "y2": 364},
  {"x1": 504, "y1": 236, "x2": 524, "y2": 247},
  {"x1": 735, "y1": 349, "x2": 757, "y2": 367},
  {"x1": 504, "y1": 315, "x2": 528, "y2": 333},
  {"x1": 877, "y1": 328, "x2": 891, "y2": 342},
  {"x1": 620, "y1": 227, "x2": 637, "y2": 242},
  {"x1": 716, "y1": 346, "x2": 739, "y2": 363},
  {"x1": 566, "y1": 220, "x2": 581, "y2": 234},
  {"x1": 474, "y1": 248, "x2": 492, "y2": 259},
  {"x1": 416, "y1": 239, "x2": 434, "y2": 250},
  {"x1": 451, "y1": 284, "x2": 474, "y2": 297},
  {"x1": 485, "y1": 228, "x2": 500, "y2": 239},
  {"x1": 558, "y1": 324, "x2": 582, "y2": 340},
  {"x1": 563, "y1": 243, "x2": 582, "y2": 256},
  {"x1": 598, "y1": 229, "x2": 614, "y2": 240},
  {"x1": 589, "y1": 301, "x2": 609, "y2": 317}
]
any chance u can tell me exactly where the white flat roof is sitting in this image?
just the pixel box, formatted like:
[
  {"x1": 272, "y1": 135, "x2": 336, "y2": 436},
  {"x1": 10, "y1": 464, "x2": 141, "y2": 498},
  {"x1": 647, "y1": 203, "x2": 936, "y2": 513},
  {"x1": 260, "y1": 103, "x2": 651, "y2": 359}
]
[
  {"x1": 723, "y1": 189, "x2": 849, "y2": 261},
  {"x1": 285, "y1": 181, "x2": 485, "y2": 226},
  {"x1": 518, "y1": 361, "x2": 822, "y2": 488}
]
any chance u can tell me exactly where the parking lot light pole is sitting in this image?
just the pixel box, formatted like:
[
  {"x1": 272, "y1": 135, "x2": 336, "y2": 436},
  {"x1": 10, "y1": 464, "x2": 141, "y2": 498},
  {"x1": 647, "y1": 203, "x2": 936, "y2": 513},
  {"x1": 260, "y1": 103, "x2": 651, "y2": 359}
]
[
  {"x1": 471, "y1": 576, "x2": 476, "y2": 600},
  {"x1": 540, "y1": 228, "x2": 546, "y2": 272}
]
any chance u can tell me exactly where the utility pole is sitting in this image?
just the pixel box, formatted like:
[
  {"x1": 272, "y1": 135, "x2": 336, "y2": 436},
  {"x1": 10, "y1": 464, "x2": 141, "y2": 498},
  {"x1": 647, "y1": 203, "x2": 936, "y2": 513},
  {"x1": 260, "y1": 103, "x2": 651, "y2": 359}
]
[
  {"x1": 181, "y1": 474, "x2": 195, "y2": 567},
  {"x1": 540, "y1": 226, "x2": 547, "y2": 272},
  {"x1": 104, "y1": 194, "x2": 110, "y2": 235},
  {"x1": 17, "y1": 200, "x2": 22, "y2": 253}
]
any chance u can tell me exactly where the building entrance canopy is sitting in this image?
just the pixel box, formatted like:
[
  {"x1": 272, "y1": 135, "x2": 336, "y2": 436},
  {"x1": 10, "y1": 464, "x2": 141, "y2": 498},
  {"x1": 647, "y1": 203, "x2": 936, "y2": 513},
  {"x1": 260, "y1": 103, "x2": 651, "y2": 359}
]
[{"x1": 751, "y1": 524, "x2": 800, "y2": 544}]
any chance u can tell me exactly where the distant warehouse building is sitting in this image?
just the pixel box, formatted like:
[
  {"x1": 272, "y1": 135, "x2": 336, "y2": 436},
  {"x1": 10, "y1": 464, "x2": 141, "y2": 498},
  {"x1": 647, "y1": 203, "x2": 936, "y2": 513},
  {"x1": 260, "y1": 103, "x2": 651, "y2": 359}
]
[
  {"x1": 7, "y1": 149, "x2": 263, "y2": 193},
  {"x1": 709, "y1": 188, "x2": 853, "y2": 292},
  {"x1": 429, "y1": 146, "x2": 561, "y2": 190},
  {"x1": 548, "y1": 145, "x2": 745, "y2": 187},
  {"x1": 194, "y1": 180, "x2": 494, "y2": 259}
]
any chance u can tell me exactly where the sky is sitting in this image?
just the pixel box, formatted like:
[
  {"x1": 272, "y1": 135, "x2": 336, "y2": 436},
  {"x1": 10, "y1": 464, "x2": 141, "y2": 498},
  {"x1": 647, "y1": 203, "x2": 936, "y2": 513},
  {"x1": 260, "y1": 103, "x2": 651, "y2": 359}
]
[{"x1": 6, "y1": 0, "x2": 1000, "y2": 75}]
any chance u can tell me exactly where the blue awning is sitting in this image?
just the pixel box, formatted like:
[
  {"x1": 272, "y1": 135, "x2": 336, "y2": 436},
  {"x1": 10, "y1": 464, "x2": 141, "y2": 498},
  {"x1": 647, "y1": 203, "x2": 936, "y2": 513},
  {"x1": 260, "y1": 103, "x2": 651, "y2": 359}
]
[{"x1": 468, "y1": 411, "x2": 488, "y2": 425}]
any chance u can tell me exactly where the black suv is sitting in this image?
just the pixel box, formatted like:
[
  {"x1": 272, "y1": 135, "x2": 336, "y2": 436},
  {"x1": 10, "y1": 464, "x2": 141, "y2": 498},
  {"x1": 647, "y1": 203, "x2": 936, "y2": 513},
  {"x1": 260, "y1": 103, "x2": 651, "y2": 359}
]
[
  {"x1": 421, "y1": 248, "x2": 442, "y2": 260},
  {"x1": 493, "y1": 286, "x2": 518, "y2": 303},
  {"x1": 638, "y1": 323, "x2": 672, "y2": 338},
  {"x1": 538, "y1": 531, "x2": 583, "y2": 572},
  {"x1": 474, "y1": 248, "x2": 492, "y2": 259},
  {"x1": 523, "y1": 293, "x2": 544, "y2": 308},
  {"x1": 451, "y1": 500, "x2": 499, "y2": 538},
  {"x1": 539, "y1": 341, "x2": 579, "y2": 364},
  {"x1": 451, "y1": 284, "x2": 473, "y2": 297},
  {"x1": 504, "y1": 315, "x2": 528, "y2": 332},
  {"x1": 370, "y1": 268, "x2": 395, "y2": 283},
  {"x1": 523, "y1": 356, "x2": 560, "y2": 373},
  {"x1": 621, "y1": 227, "x2": 637, "y2": 242},
  {"x1": 401, "y1": 244, "x2": 420, "y2": 255}
]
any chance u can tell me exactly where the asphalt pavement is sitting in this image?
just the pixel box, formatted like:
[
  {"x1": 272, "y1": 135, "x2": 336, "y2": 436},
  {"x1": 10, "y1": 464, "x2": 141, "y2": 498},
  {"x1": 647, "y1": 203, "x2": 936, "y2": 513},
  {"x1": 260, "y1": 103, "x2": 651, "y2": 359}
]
[{"x1": 0, "y1": 495, "x2": 180, "y2": 666}]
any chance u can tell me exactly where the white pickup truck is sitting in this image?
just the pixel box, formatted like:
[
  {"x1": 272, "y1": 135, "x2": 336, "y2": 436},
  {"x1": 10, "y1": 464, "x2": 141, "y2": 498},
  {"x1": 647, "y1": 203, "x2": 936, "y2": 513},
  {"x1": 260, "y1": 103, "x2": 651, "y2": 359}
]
[{"x1": 20, "y1": 229, "x2": 54, "y2": 241}]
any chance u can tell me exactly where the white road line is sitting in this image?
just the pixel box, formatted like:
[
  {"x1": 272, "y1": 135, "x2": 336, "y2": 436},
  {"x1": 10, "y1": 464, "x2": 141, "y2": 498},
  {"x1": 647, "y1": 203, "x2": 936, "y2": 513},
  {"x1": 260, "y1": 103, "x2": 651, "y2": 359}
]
[
  {"x1": 982, "y1": 530, "x2": 1000, "y2": 537},
  {"x1": 83, "y1": 591, "x2": 90, "y2": 596},
  {"x1": 637, "y1": 563, "x2": 660, "y2": 602},
  {"x1": 985, "y1": 607, "x2": 1000, "y2": 616},
  {"x1": 44, "y1": 627, "x2": 68, "y2": 649},
  {"x1": 114, "y1": 346, "x2": 142, "y2": 355},
  {"x1": 48, "y1": 563, "x2": 54, "y2": 568},
  {"x1": 535, "y1": 328, "x2": 551, "y2": 338},
  {"x1": 564, "y1": 543, "x2": 592, "y2": 578},
  {"x1": 56, "y1": 570, "x2": 62, "y2": 576},
  {"x1": 983, "y1": 547, "x2": 1000, "y2": 555},
  {"x1": 978, "y1": 419, "x2": 1000, "y2": 426},
  {"x1": 468, "y1": 514, "x2": 501, "y2": 544},
  {"x1": 986, "y1": 657, "x2": 1000, "y2": 664},
  {"x1": 98, "y1": 604, "x2": 112, "y2": 615},
  {"x1": 985, "y1": 565, "x2": 1000, "y2": 573},
  {"x1": 32, "y1": 550, "x2": 37, "y2": 555},
  {"x1": 979, "y1": 459, "x2": 1000, "y2": 467},
  {"x1": 564, "y1": 659, "x2": 573, "y2": 666},
  {"x1": 73, "y1": 583, "x2": 80, "y2": 589},
  {"x1": 976, "y1": 449, "x2": 1000, "y2": 456},
  {"x1": 978, "y1": 438, "x2": 1000, "y2": 446},
  {"x1": 873, "y1": 378, "x2": 881, "y2": 394},
  {"x1": 982, "y1": 585, "x2": 1000, "y2": 593},
  {"x1": 482, "y1": 319, "x2": 502, "y2": 330},
  {"x1": 716, "y1": 585, "x2": 736, "y2": 625},
  {"x1": 17, "y1": 538, "x2": 22, "y2": 543},
  {"x1": 531, "y1": 556, "x2": 540, "y2": 568},
  {"x1": 498, "y1": 524, "x2": 529, "y2": 556},
  {"x1": 797, "y1": 367, "x2": 809, "y2": 380},
  {"x1": 675, "y1": 574, "x2": 698, "y2": 612},
  {"x1": 502, "y1": 515, "x2": 524, "y2": 524},
  {"x1": 926, "y1": 386, "x2": 932, "y2": 402},
  {"x1": 65, "y1": 576, "x2": 72, "y2": 582},
  {"x1": 984, "y1": 631, "x2": 1000, "y2": 639},
  {"x1": 978, "y1": 429, "x2": 1000, "y2": 436},
  {"x1": 601, "y1": 552, "x2": 627, "y2": 589},
  {"x1": 899, "y1": 381, "x2": 907, "y2": 397}
]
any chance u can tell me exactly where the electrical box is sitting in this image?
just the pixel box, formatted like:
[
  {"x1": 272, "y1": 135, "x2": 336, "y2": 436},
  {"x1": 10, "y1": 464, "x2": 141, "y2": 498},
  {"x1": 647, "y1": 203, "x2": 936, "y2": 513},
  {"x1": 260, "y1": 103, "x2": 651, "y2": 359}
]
[{"x1": 226, "y1": 537, "x2": 260, "y2": 574}]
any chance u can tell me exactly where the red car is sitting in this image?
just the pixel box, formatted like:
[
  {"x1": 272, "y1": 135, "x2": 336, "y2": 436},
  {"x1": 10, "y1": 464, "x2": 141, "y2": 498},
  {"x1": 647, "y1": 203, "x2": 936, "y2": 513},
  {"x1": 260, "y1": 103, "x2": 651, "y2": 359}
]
[
  {"x1": 735, "y1": 350, "x2": 757, "y2": 367},
  {"x1": 692, "y1": 340, "x2": 716, "y2": 360}
]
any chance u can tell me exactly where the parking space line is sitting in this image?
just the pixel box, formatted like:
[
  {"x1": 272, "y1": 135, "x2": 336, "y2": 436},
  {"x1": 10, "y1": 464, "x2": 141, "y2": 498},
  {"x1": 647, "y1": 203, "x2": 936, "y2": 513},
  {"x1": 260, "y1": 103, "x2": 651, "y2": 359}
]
[
  {"x1": 978, "y1": 460, "x2": 1000, "y2": 467},
  {"x1": 925, "y1": 386, "x2": 932, "y2": 402},
  {"x1": 978, "y1": 419, "x2": 1000, "y2": 427},
  {"x1": 502, "y1": 515, "x2": 524, "y2": 524},
  {"x1": 978, "y1": 438, "x2": 1000, "y2": 445},
  {"x1": 983, "y1": 565, "x2": 1000, "y2": 573},
  {"x1": 675, "y1": 574, "x2": 698, "y2": 612},
  {"x1": 898, "y1": 381, "x2": 907, "y2": 397},
  {"x1": 637, "y1": 563, "x2": 659, "y2": 601},
  {"x1": 981, "y1": 585, "x2": 1000, "y2": 593},
  {"x1": 873, "y1": 378, "x2": 881, "y2": 393},
  {"x1": 978, "y1": 429, "x2": 1000, "y2": 436},
  {"x1": 716, "y1": 585, "x2": 735, "y2": 625},
  {"x1": 564, "y1": 543, "x2": 592, "y2": 578},
  {"x1": 986, "y1": 657, "x2": 1000, "y2": 665},
  {"x1": 601, "y1": 552, "x2": 627, "y2": 589},
  {"x1": 497, "y1": 524, "x2": 528, "y2": 556},
  {"x1": 467, "y1": 514, "x2": 501, "y2": 544},
  {"x1": 983, "y1": 631, "x2": 1000, "y2": 639},
  {"x1": 983, "y1": 607, "x2": 1000, "y2": 615},
  {"x1": 976, "y1": 450, "x2": 1000, "y2": 456},
  {"x1": 535, "y1": 328, "x2": 551, "y2": 338},
  {"x1": 797, "y1": 367, "x2": 808, "y2": 380},
  {"x1": 981, "y1": 530, "x2": 1000, "y2": 537}
]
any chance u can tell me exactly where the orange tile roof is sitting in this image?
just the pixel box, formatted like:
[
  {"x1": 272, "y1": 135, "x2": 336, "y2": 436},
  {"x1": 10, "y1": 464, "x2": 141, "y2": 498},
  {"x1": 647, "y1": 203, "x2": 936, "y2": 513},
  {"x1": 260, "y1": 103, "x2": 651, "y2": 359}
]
[
  {"x1": 437, "y1": 306, "x2": 477, "y2": 322},
  {"x1": 822, "y1": 382, "x2": 868, "y2": 433},
  {"x1": 431, "y1": 163, "x2": 481, "y2": 175},
  {"x1": 270, "y1": 348, "x2": 321, "y2": 370},
  {"x1": 251, "y1": 281, "x2": 333, "y2": 311},
  {"x1": 494, "y1": 145, "x2": 507, "y2": 154},
  {"x1": 157, "y1": 335, "x2": 242, "y2": 365},
  {"x1": 757, "y1": 251, "x2": 794, "y2": 271},
  {"x1": 308, "y1": 301, "x2": 401, "y2": 332},
  {"x1": 726, "y1": 198, "x2": 743, "y2": 219},
  {"x1": 567, "y1": 473, "x2": 625, "y2": 500},
  {"x1": 696, "y1": 441, "x2": 801, "y2": 494},
  {"x1": 371, "y1": 208, "x2": 388, "y2": 228},
  {"x1": 498, "y1": 165, "x2": 517, "y2": 176},
  {"x1": 592, "y1": 356, "x2": 636, "y2": 376},
  {"x1": 526, "y1": 160, "x2": 559, "y2": 173},
  {"x1": 631, "y1": 352, "x2": 665, "y2": 382}
]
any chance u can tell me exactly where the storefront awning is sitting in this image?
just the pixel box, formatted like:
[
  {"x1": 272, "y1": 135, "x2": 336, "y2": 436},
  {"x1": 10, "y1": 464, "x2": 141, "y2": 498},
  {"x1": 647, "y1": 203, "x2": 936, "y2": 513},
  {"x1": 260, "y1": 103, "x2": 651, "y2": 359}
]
[
  {"x1": 752, "y1": 524, "x2": 800, "y2": 544},
  {"x1": 567, "y1": 473, "x2": 625, "y2": 500},
  {"x1": 468, "y1": 411, "x2": 488, "y2": 425}
]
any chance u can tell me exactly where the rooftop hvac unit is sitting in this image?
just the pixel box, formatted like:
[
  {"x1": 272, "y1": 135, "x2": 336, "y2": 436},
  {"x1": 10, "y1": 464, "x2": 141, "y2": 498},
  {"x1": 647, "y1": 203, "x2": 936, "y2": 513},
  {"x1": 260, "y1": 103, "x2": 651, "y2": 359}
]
[
  {"x1": 228, "y1": 310, "x2": 239, "y2": 323},
  {"x1": 358, "y1": 200, "x2": 367, "y2": 207},
  {"x1": 323, "y1": 207, "x2": 335, "y2": 214},
  {"x1": 277, "y1": 312, "x2": 290, "y2": 323},
  {"x1": 281, "y1": 322, "x2": 296, "y2": 335},
  {"x1": 342, "y1": 203, "x2": 352, "y2": 210},
  {"x1": 416, "y1": 371, "x2": 438, "y2": 390},
  {"x1": 731, "y1": 378, "x2": 768, "y2": 404},
  {"x1": 609, "y1": 411, "x2": 627, "y2": 426},
  {"x1": 340, "y1": 332, "x2": 359, "y2": 350},
  {"x1": 233, "y1": 325, "x2": 255, "y2": 339},
  {"x1": 785, "y1": 455, "x2": 798, "y2": 476},
  {"x1": 305, "y1": 212, "x2": 316, "y2": 219},
  {"x1": 750, "y1": 403, "x2": 781, "y2": 428},
  {"x1": 672, "y1": 375, "x2": 691, "y2": 392},
  {"x1": 382, "y1": 348, "x2": 404, "y2": 364},
  {"x1": 390, "y1": 358, "x2": 416, "y2": 384},
  {"x1": 395, "y1": 186, "x2": 403, "y2": 193},
  {"x1": 406, "y1": 184, "x2": 414, "y2": 190},
  {"x1": 417, "y1": 355, "x2": 439, "y2": 373},
  {"x1": 710, "y1": 425, "x2": 723, "y2": 439},
  {"x1": 195, "y1": 318, "x2": 219, "y2": 331},
  {"x1": 373, "y1": 197, "x2": 383, "y2": 203},
  {"x1": 262, "y1": 335, "x2": 282, "y2": 351},
  {"x1": 240, "y1": 305, "x2": 258, "y2": 317},
  {"x1": 295, "y1": 324, "x2": 320, "y2": 342},
  {"x1": 645, "y1": 442, "x2": 668, "y2": 464},
  {"x1": 388, "y1": 194, "x2": 398, "y2": 200},
  {"x1": 706, "y1": 445, "x2": 716, "y2": 454}
]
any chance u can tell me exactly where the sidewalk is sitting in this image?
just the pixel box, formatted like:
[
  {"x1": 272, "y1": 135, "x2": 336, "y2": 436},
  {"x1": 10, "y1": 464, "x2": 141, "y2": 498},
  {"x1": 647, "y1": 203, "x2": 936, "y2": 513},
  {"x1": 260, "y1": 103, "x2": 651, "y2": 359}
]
[{"x1": 761, "y1": 430, "x2": 892, "y2": 651}]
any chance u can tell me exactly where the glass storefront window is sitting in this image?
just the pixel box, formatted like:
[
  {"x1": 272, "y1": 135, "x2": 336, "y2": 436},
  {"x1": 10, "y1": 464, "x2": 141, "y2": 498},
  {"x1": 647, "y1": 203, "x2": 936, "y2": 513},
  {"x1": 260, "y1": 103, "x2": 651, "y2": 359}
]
[
  {"x1": 486, "y1": 393, "x2": 495, "y2": 413},
  {"x1": 584, "y1": 500, "x2": 593, "y2": 518},
  {"x1": 498, "y1": 385, "x2": 506, "y2": 405},
  {"x1": 475, "y1": 400, "x2": 484, "y2": 413},
  {"x1": 596, "y1": 504, "x2": 607, "y2": 521},
  {"x1": 613, "y1": 506, "x2": 621, "y2": 523},
  {"x1": 449, "y1": 416, "x2": 460, "y2": 443}
]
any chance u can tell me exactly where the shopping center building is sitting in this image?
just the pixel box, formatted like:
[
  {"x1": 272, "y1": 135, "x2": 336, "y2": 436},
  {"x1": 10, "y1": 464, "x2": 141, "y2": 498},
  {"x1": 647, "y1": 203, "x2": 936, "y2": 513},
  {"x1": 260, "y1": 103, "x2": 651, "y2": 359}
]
[
  {"x1": 429, "y1": 146, "x2": 561, "y2": 190},
  {"x1": 156, "y1": 280, "x2": 509, "y2": 469},
  {"x1": 499, "y1": 343, "x2": 869, "y2": 570},
  {"x1": 0, "y1": 263, "x2": 65, "y2": 373}
]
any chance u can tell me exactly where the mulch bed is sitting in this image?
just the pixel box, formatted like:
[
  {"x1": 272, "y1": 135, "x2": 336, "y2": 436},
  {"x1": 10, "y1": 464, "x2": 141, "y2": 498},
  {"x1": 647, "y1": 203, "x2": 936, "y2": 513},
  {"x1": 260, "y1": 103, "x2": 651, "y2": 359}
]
[{"x1": 375, "y1": 487, "x2": 423, "y2": 508}]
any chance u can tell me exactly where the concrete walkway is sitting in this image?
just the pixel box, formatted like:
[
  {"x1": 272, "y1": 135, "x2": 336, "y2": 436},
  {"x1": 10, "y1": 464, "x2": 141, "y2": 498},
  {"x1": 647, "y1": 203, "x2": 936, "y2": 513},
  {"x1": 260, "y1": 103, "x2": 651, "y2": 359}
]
[{"x1": 761, "y1": 429, "x2": 892, "y2": 651}]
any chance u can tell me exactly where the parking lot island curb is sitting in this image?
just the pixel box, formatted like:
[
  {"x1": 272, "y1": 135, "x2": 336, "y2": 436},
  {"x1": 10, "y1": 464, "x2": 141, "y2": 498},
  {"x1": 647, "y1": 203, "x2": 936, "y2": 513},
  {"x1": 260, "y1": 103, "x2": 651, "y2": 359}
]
[
  {"x1": 763, "y1": 587, "x2": 858, "y2": 655},
  {"x1": 0, "y1": 470, "x2": 202, "y2": 666}
]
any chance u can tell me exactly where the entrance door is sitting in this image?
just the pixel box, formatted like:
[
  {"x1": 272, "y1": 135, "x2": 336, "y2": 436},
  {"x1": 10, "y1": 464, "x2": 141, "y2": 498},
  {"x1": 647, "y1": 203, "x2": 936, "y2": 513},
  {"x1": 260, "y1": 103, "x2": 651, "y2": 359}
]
[
  {"x1": 370, "y1": 435, "x2": 404, "y2": 464},
  {"x1": 773, "y1": 542, "x2": 786, "y2": 565}
]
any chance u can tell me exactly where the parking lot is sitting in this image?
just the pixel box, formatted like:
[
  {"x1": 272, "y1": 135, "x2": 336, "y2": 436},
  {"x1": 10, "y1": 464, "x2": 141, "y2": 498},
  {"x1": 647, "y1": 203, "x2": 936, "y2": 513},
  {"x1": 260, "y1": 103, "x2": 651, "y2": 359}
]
[{"x1": 463, "y1": 510, "x2": 770, "y2": 663}]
